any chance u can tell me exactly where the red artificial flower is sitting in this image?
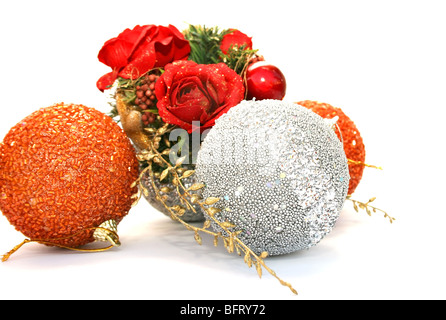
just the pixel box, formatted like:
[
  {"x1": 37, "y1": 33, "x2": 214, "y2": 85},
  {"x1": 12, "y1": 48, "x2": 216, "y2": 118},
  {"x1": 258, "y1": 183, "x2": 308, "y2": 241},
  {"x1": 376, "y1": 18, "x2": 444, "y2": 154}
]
[
  {"x1": 220, "y1": 29, "x2": 253, "y2": 54},
  {"x1": 155, "y1": 60, "x2": 245, "y2": 133},
  {"x1": 96, "y1": 25, "x2": 190, "y2": 91}
]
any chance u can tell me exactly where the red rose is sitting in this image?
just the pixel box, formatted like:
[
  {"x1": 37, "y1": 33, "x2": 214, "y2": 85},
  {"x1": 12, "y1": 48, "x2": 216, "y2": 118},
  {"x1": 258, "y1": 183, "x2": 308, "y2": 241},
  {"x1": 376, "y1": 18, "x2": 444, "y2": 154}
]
[
  {"x1": 155, "y1": 60, "x2": 245, "y2": 133},
  {"x1": 97, "y1": 24, "x2": 190, "y2": 91},
  {"x1": 220, "y1": 29, "x2": 253, "y2": 54}
]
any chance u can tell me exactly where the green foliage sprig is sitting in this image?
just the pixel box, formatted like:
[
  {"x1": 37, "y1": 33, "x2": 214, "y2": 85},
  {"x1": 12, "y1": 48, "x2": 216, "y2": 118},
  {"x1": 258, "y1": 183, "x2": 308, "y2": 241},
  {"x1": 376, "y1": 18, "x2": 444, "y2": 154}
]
[
  {"x1": 183, "y1": 25, "x2": 230, "y2": 65},
  {"x1": 183, "y1": 24, "x2": 258, "y2": 76}
]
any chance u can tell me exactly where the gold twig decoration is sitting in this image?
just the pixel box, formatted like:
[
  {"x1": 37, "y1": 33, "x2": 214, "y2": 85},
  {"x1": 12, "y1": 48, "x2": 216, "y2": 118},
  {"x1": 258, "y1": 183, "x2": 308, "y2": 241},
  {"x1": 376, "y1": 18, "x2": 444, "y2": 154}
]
[
  {"x1": 347, "y1": 159, "x2": 383, "y2": 170},
  {"x1": 346, "y1": 195, "x2": 395, "y2": 224},
  {"x1": 134, "y1": 123, "x2": 298, "y2": 295},
  {"x1": 2, "y1": 222, "x2": 121, "y2": 262},
  {"x1": 115, "y1": 94, "x2": 152, "y2": 150}
]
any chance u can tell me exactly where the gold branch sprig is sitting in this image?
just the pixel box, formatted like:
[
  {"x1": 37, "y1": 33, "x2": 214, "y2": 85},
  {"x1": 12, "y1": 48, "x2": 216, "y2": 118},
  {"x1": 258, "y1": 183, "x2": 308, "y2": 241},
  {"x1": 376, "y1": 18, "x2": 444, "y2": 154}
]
[
  {"x1": 347, "y1": 159, "x2": 383, "y2": 170},
  {"x1": 346, "y1": 195, "x2": 395, "y2": 224},
  {"x1": 133, "y1": 124, "x2": 298, "y2": 295}
]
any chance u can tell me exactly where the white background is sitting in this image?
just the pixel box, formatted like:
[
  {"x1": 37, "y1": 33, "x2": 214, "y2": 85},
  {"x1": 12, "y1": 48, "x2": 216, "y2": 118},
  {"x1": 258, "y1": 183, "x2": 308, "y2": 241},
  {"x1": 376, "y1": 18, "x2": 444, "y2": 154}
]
[{"x1": 0, "y1": 0, "x2": 445, "y2": 300}]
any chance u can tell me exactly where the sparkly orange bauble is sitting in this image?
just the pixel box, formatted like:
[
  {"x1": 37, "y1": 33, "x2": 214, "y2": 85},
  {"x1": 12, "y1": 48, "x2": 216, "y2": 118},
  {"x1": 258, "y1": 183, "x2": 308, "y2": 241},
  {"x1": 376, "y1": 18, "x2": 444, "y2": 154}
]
[
  {"x1": 0, "y1": 103, "x2": 139, "y2": 247},
  {"x1": 297, "y1": 100, "x2": 366, "y2": 195}
]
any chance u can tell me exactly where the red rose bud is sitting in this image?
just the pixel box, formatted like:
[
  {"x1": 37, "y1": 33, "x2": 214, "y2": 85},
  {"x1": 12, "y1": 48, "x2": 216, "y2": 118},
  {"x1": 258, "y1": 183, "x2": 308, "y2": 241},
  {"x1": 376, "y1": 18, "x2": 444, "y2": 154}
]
[
  {"x1": 97, "y1": 25, "x2": 190, "y2": 91},
  {"x1": 220, "y1": 29, "x2": 253, "y2": 54},
  {"x1": 155, "y1": 60, "x2": 245, "y2": 133}
]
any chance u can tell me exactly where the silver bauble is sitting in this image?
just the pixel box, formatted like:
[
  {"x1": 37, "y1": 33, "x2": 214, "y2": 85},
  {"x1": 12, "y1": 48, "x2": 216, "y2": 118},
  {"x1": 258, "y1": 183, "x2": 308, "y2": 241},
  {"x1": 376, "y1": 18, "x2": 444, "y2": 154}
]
[{"x1": 195, "y1": 100, "x2": 350, "y2": 255}]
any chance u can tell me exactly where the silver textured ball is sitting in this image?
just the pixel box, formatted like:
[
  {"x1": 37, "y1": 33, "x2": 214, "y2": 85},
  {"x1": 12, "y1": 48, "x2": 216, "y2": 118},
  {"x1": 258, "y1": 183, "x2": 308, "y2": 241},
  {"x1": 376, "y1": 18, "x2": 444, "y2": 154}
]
[{"x1": 195, "y1": 100, "x2": 350, "y2": 255}]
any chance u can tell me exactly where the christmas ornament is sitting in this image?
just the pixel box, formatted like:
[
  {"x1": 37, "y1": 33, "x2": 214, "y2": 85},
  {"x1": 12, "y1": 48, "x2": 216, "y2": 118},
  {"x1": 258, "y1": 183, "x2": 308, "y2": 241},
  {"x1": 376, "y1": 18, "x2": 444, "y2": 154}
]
[
  {"x1": 134, "y1": 113, "x2": 298, "y2": 294},
  {"x1": 297, "y1": 100, "x2": 366, "y2": 194},
  {"x1": 245, "y1": 61, "x2": 287, "y2": 100},
  {"x1": 95, "y1": 23, "x2": 391, "y2": 295},
  {"x1": 0, "y1": 103, "x2": 139, "y2": 257},
  {"x1": 195, "y1": 99, "x2": 350, "y2": 255}
]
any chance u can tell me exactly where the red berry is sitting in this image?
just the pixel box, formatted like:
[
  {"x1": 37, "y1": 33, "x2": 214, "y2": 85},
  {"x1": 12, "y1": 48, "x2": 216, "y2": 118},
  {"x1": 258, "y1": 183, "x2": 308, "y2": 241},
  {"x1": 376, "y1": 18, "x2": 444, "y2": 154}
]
[
  {"x1": 246, "y1": 61, "x2": 286, "y2": 100},
  {"x1": 136, "y1": 90, "x2": 144, "y2": 99}
]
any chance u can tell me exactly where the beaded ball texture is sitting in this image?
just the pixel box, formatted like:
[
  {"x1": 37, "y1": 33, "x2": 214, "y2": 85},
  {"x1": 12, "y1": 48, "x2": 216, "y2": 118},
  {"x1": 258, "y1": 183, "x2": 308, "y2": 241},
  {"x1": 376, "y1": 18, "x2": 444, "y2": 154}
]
[
  {"x1": 195, "y1": 100, "x2": 350, "y2": 255},
  {"x1": 297, "y1": 100, "x2": 366, "y2": 195},
  {"x1": 0, "y1": 103, "x2": 139, "y2": 247}
]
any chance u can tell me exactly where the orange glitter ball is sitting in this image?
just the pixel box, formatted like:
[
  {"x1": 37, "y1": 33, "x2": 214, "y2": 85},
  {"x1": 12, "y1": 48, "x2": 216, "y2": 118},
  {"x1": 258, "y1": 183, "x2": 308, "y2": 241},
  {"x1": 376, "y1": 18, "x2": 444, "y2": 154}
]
[
  {"x1": 0, "y1": 103, "x2": 139, "y2": 247},
  {"x1": 297, "y1": 100, "x2": 366, "y2": 195}
]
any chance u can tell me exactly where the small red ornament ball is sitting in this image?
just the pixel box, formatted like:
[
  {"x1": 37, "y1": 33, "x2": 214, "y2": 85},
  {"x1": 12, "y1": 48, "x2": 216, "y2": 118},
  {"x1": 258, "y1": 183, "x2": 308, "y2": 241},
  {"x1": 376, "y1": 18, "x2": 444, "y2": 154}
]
[
  {"x1": 0, "y1": 103, "x2": 139, "y2": 247},
  {"x1": 297, "y1": 100, "x2": 366, "y2": 195},
  {"x1": 246, "y1": 61, "x2": 287, "y2": 100}
]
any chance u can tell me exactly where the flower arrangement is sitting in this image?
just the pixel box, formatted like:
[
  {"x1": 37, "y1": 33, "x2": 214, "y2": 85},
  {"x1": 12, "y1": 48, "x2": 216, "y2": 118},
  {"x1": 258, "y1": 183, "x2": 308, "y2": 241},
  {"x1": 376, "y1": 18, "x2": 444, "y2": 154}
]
[
  {"x1": 0, "y1": 22, "x2": 393, "y2": 296},
  {"x1": 97, "y1": 24, "x2": 300, "y2": 293},
  {"x1": 94, "y1": 23, "x2": 393, "y2": 294},
  {"x1": 99, "y1": 24, "x2": 281, "y2": 135}
]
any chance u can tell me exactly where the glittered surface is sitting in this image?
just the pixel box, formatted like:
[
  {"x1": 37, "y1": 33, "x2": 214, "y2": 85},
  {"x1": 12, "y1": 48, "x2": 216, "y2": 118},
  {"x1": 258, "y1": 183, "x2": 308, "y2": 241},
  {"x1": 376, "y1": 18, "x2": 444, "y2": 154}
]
[
  {"x1": 297, "y1": 100, "x2": 366, "y2": 195},
  {"x1": 196, "y1": 100, "x2": 350, "y2": 255},
  {"x1": 0, "y1": 103, "x2": 139, "y2": 247}
]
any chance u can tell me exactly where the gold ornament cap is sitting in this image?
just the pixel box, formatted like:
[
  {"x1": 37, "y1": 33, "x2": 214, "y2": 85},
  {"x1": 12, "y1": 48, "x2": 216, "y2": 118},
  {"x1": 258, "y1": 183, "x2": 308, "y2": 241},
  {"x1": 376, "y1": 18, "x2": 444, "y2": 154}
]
[{"x1": 93, "y1": 219, "x2": 121, "y2": 247}]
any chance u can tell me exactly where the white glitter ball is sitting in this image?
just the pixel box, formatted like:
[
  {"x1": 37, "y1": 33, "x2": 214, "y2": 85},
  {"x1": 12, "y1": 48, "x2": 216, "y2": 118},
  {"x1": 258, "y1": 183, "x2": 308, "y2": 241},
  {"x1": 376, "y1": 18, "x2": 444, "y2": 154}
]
[{"x1": 195, "y1": 100, "x2": 350, "y2": 255}]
